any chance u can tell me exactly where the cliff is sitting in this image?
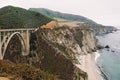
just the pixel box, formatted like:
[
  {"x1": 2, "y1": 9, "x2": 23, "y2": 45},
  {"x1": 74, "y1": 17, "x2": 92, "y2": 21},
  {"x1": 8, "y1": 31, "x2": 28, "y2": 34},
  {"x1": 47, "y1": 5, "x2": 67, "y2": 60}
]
[
  {"x1": 3, "y1": 26, "x2": 99, "y2": 80},
  {"x1": 34, "y1": 26, "x2": 98, "y2": 80},
  {"x1": 36, "y1": 27, "x2": 97, "y2": 62}
]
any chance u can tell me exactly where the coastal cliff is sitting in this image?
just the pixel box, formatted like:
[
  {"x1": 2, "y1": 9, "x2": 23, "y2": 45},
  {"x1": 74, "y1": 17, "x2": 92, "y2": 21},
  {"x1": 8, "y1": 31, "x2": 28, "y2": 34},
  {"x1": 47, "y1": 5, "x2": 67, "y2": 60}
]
[
  {"x1": 32, "y1": 26, "x2": 97, "y2": 80},
  {"x1": 3, "y1": 26, "x2": 99, "y2": 80},
  {"x1": 36, "y1": 27, "x2": 97, "y2": 62}
]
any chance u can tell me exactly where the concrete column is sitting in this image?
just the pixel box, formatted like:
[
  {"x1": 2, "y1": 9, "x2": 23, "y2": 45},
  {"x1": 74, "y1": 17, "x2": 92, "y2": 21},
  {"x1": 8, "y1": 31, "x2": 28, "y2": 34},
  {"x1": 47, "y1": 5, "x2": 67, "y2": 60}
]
[
  {"x1": 26, "y1": 30, "x2": 30, "y2": 55},
  {"x1": 22, "y1": 30, "x2": 30, "y2": 56},
  {"x1": 0, "y1": 32, "x2": 3, "y2": 59}
]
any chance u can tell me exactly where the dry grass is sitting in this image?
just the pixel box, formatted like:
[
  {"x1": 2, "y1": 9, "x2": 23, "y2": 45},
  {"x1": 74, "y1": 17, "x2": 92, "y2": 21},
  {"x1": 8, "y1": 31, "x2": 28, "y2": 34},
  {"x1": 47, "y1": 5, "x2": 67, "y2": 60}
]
[
  {"x1": 55, "y1": 18, "x2": 84, "y2": 27},
  {"x1": 0, "y1": 60, "x2": 58, "y2": 80}
]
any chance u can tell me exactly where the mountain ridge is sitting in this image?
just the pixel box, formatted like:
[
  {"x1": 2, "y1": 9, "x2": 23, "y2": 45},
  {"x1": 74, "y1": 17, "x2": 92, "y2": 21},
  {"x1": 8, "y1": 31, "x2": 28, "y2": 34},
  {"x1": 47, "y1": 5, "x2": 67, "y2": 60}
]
[
  {"x1": 29, "y1": 8, "x2": 117, "y2": 35},
  {"x1": 29, "y1": 8, "x2": 97, "y2": 25}
]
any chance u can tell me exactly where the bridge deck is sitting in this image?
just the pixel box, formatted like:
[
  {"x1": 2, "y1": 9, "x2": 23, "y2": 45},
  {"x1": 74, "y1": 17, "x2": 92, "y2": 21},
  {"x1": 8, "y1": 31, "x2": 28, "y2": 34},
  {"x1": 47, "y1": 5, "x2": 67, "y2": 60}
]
[{"x1": 0, "y1": 28, "x2": 35, "y2": 32}]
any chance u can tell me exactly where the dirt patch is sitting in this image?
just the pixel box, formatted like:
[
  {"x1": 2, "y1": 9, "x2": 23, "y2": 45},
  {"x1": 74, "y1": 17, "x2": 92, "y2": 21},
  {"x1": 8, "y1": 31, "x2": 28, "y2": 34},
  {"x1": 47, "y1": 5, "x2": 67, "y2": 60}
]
[{"x1": 0, "y1": 77, "x2": 10, "y2": 80}]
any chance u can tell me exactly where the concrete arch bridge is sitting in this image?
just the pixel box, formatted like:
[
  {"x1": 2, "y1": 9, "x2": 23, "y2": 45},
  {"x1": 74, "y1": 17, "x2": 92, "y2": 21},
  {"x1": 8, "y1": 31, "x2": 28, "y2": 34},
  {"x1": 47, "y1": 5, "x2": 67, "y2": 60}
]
[{"x1": 0, "y1": 28, "x2": 36, "y2": 60}]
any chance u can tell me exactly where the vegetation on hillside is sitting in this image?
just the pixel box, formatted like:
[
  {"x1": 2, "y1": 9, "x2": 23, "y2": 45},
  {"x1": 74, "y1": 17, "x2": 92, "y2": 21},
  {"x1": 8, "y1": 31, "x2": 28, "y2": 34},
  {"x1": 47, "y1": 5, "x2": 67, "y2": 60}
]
[
  {"x1": 29, "y1": 8, "x2": 97, "y2": 25},
  {"x1": 0, "y1": 6, "x2": 52, "y2": 29},
  {"x1": 0, "y1": 60, "x2": 58, "y2": 80},
  {"x1": 29, "y1": 8, "x2": 117, "y2": 34}
]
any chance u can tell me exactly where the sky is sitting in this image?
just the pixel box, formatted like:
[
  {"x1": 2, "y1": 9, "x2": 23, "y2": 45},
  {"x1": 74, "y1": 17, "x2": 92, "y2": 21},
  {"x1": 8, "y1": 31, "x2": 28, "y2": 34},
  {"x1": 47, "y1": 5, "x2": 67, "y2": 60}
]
[{"x1": 0, "y1": 0, "x2": 120, "y2": 27}]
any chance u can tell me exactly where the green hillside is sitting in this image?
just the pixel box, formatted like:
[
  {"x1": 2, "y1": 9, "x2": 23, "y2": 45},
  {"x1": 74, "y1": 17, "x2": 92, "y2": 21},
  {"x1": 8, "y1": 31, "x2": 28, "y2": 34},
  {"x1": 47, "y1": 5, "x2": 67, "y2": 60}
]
[
  {"x1": 0, "y1": 6, "x2": 52, "y2": 29},
  {"x1": 29, "y1": 8, "x2": 117, "y2": 34},
  {"x1": 29, "y1": 8, "x2": 97, "y2": 25}
]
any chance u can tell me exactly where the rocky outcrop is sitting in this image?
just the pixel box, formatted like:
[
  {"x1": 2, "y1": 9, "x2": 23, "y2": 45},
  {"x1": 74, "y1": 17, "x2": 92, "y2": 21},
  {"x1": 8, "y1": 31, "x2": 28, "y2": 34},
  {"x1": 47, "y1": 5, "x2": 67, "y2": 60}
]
[
  {"x1": 36, "y1": 27, "x2": 97, "y2": 61},
  {"x1": 34, "y1": 27, "x2": 87, "y2": 80},
  {"x1": 33, "y1": 26, "x2": 98, "y2": 80},
  {"x1": 77, "y1": 23, "x2": 118, "y2": 35},
  {"x1": 94, "y1": 25, "x2": 117, "y2": 35},
  {"x1": 81, "y1": 29, "x2": 98, "y2": 53}
]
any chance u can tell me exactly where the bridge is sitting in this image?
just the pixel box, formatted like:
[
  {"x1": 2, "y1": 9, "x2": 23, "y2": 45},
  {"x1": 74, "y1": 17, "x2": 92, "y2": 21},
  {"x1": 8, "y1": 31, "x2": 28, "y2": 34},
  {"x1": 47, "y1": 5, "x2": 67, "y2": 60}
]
[{"x1": 0, "y1": 28, "x2": 36, "y2": 60}]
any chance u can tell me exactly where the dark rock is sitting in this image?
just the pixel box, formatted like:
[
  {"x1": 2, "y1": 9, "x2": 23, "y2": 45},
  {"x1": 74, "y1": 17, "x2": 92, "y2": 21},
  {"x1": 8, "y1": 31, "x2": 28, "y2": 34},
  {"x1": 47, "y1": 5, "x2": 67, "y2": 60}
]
[
  {"x1": 105, "y1": 45, "x2": 110, "y2": 48},
  {"x1": 111, "y1": 50, "x2": 115, "y2": 53},
  {"x1": 91, "y1": 49, "x2": 96, "y2": 52},
  {"x1": 96, "y1": 45, "x2": 104, "y2": 50}
]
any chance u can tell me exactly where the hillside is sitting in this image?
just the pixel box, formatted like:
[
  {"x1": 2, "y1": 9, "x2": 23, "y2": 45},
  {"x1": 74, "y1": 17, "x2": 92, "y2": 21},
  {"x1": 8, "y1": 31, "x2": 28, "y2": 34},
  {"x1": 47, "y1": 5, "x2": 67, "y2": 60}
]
[
  {"x1": 29, "y1": 8, "x2": 117, "y2": 35},
  {"x1": 0, "y1": 6, "x2": 52, "y2": 29},
  {"x1": 0, "y1": 60, "x2": 58, "y2": 80},
  {"x1": 29, "y1": 8, "x2": 96, "y2": 25}
]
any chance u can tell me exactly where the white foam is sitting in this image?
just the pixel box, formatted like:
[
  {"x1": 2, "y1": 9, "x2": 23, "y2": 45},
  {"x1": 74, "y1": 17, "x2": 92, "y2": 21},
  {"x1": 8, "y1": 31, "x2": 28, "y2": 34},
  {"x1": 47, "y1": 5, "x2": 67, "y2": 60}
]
[{"x1": 95, "y1": 51, "x2": 100, "y2": 62}]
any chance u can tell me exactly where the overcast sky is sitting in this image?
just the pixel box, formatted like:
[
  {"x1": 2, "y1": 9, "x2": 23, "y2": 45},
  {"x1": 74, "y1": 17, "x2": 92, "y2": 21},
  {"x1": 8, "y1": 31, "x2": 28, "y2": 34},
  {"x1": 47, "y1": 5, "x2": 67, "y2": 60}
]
[{"x1": 0, "y1": 0, "x2": 120, "y2": 27}]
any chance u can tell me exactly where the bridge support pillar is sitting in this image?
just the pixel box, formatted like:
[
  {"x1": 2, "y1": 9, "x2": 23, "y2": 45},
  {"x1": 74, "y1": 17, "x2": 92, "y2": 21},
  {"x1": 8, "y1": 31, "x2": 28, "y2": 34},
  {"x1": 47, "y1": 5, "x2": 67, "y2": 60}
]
[
  {"x1": 22, "y1": 30, "x2": 30, "y2": 56},
  {"x1": 0, "y1": 32, "x2": 3, "y2": 60}
]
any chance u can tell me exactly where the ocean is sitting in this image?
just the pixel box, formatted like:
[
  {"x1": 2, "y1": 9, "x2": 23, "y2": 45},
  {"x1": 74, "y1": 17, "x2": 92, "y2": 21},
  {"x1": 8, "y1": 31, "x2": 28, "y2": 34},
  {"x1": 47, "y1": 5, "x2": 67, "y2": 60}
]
[{"x1": 96, "y1": 30, "x2": 120, "y2": 80}]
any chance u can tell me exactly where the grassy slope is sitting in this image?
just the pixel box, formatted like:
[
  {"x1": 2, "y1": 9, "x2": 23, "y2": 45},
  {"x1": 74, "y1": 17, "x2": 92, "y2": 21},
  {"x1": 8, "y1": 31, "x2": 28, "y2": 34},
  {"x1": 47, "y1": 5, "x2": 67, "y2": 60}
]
[
  {"x1": 0, "y1": 60, "x2": 58, "y2": 80},
  {"x1": 0, "y1": 6, "x2": 52, "y2": 29}
]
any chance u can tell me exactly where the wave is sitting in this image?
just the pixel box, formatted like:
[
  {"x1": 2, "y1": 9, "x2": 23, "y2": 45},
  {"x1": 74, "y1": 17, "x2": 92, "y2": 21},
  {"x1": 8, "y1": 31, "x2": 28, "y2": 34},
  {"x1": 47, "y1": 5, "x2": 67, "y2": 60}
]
[
  {"x1": 97, "y1": 64, "x2": 110, "y2": 80},
  {"x1": 95, "y1": 51, "x2": 109, "y2": 80},
  {"x1": 95, "y1": 51, "x2": 100, "y2": 62}
]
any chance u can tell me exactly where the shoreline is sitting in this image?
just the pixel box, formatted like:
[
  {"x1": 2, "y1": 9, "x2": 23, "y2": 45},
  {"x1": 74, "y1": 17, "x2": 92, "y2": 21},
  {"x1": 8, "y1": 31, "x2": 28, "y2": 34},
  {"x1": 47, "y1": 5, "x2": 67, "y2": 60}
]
[
  {"x1": 95, "y1": 51, "x2": 100, "y2": 62},
  {"x1": 97, "y1": 64, "x2": 109, "y2": 80},
  {"x1": 75, "y1": 52, "x2": 103, "y2": 80},
  {"x1": 95, "y1": 51, "x2": 109, "y2": 80},
  {"x1": 85, "y1": 53, "x2": 103, "y2": 80}
]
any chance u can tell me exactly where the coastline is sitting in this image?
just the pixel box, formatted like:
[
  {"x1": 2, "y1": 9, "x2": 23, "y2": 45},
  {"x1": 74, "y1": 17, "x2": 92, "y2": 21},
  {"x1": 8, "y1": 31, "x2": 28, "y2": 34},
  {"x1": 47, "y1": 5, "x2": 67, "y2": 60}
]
[
  {"x1": 95, "y1": 51, "x2": 109, "y2": 80},
  {"x1": 76, "y1": 52, "x2": 103, "y2": 80},
  {"x1": 85, "y1": 53, "x2": 103, "y2": 80},
  {"x1": 97, "y1": 64, "x2": 109, "y2": 80}
]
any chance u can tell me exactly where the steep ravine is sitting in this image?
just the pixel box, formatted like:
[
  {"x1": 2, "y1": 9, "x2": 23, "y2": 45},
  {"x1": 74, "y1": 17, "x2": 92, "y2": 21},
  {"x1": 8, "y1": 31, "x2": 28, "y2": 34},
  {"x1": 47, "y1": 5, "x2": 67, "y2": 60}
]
[{"x1": 4, "y1": 26, "x2": 98, "y2": 80}]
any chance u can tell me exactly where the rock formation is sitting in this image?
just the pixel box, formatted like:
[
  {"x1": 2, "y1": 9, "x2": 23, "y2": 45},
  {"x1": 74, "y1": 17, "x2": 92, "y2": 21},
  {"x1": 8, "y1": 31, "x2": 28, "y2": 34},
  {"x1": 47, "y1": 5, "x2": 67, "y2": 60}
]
[{"x1": 3, "y1": 26, "x2": 99, "y2": 80}]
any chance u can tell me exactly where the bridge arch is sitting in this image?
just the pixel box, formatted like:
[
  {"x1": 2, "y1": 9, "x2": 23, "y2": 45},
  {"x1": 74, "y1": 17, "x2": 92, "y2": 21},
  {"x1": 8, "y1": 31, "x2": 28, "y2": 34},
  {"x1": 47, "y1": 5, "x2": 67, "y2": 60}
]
[{"x1": 2, "y1": 32, "x2": 27, "y2": 59}]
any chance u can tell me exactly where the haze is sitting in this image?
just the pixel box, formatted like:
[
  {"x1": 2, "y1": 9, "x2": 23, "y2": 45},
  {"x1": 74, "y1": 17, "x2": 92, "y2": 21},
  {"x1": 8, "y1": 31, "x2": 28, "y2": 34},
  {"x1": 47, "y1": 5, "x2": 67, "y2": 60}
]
[{"x1": 1, "y1": 0, "x2": 120, "y2": 27}]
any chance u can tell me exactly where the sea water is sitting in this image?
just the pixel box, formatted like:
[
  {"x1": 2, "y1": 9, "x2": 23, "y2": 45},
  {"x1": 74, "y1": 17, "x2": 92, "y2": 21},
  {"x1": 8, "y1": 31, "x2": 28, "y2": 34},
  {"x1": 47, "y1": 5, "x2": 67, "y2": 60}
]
[{"x1": 96, "y1": 30, "x2": 120, "y2": 80}]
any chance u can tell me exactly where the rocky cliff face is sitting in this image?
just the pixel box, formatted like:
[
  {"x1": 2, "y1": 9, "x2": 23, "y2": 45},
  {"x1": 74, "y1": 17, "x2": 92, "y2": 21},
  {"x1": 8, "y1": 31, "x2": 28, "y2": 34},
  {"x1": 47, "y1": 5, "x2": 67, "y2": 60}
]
[
  {"x1": 34, "y1": 26, "x2": 97, "y2": 80},
  {"x1": 94, "y1": 25, "x2": 117, "y2": 35},
  {"x1": 4, "y1": 26, "x2": 98, "y2": 80},
  {"x1": 77, "y1": 23, "x2": 117, "y2": 35},
  {"x1": 36, "y1": 27, "x2": 97, "y2": 62}
]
